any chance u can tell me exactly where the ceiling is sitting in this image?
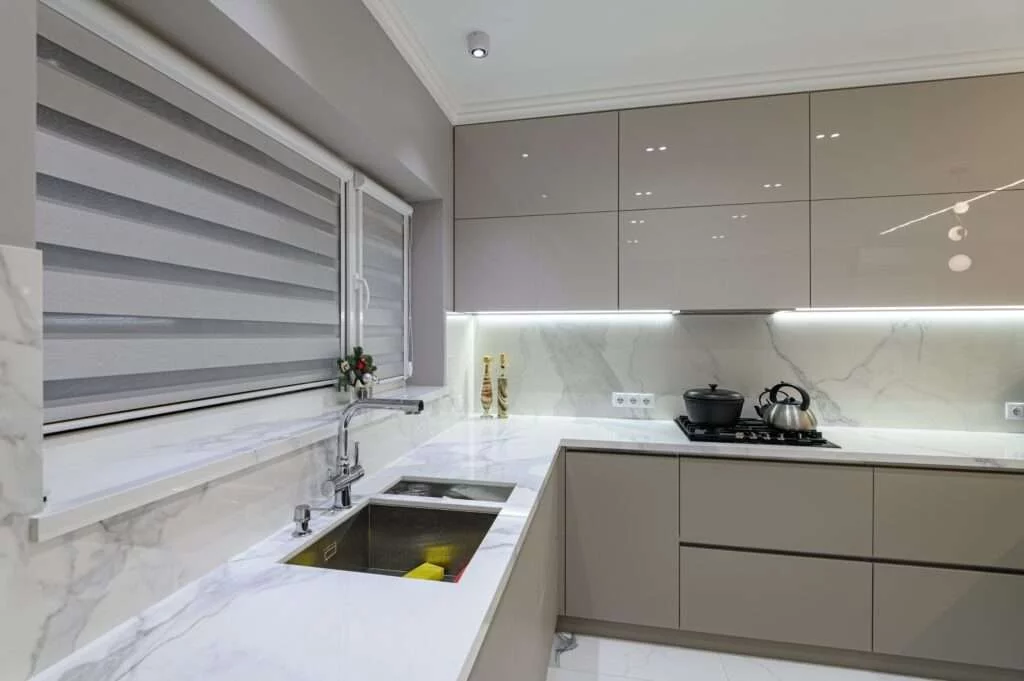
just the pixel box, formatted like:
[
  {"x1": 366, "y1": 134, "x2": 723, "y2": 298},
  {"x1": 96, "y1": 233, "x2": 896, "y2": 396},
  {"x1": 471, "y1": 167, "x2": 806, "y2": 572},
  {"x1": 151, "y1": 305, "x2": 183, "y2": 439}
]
[{"x1": 361, "y1": 0, "x2": 1024, "y2": 124}]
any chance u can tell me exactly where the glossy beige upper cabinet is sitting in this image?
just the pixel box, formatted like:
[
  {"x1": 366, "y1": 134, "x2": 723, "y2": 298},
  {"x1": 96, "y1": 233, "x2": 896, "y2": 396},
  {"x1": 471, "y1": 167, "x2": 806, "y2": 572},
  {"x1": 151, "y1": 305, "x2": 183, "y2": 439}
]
[
  {"x1": 454, "y1": 213, "x2": 618, "y2": 312},
  {"x1": 454, "y1": 113, "x2": 618, "y2": 219},
  {"x1": 812, "y1": 74, "x2": 1024, "y2": 199},
  {"x1": 811, "y1": 190, "x2": 1024, "y2": 307},
  {"x1": 619, "y1": 94, "x2": 809, "y2": 210},
  {"x1": 620, "y1": 202, "x2": 809, "y2": 310}
]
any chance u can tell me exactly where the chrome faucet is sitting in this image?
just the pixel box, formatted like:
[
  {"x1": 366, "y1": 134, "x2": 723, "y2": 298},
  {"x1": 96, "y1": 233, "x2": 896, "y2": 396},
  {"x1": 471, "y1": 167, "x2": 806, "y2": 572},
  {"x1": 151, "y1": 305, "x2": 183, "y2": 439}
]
[{"x1": 323, "y1": 397, "x2": 425, "y2": 509}]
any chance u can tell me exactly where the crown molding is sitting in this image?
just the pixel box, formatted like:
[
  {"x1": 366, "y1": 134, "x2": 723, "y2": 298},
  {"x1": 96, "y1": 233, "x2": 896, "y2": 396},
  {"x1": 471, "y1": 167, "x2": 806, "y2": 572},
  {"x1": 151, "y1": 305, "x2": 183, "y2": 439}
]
[
  {"x1": 361, "y1": 0, "x2": 458, "y2": 123},
  {"x1": 454, "y1": 48, "x2": 1024, "y2": 124}
]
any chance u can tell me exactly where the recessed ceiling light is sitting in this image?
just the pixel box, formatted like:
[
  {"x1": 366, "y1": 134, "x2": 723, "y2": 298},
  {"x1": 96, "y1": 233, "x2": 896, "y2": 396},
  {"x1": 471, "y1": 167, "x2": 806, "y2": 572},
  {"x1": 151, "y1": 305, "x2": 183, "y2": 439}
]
[
  {"x1": 658, "y1": 146, "x2": 668, "y2": 151},
  {"x1": 773, "y1": 183, "x2": 782, "y2": 188},
  {"x1": 763, "y1": 184, "x2": 772, "y2": 188},
  {"x1": 630, "y1": 220, "x2": 637, "y2": 224},
  {"x1": 638, "y1": 219, "x2": 645, "y2": 224},
  {"x1": 634, "y1": 191, "x2": 643, "y2": 196},
  {"x1": 521, "y1": 153, "x2": 529, "y2": 158},
  {"x1": 467, "y1": 30, "x2": 490, "y2": 58},
  {"x1": 830, "y1": 132, "x2": 841, "y2": 138},
  {"x1": 644, "y1": 191, "x2": 653, "y2": 196},
  {"x1": 540, "y1": 193, "x2": 548, "y2": 198},
  {"x1": 645, "y1": 147, "x2": 655, "y2": 152},
  {"x1": 815, "y1": 134, "x2": 826, "y2": 140},
  {"x1": 741, "y1": 214, "x2": 748, "y2": 218}
]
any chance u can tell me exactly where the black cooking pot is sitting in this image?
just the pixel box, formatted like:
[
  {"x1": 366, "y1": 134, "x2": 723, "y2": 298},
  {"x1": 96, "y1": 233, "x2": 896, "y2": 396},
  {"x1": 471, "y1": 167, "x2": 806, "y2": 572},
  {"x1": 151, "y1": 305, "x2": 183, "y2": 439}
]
[{"x1": 684, "y1": 383, "x2": 745, "y2": 426}]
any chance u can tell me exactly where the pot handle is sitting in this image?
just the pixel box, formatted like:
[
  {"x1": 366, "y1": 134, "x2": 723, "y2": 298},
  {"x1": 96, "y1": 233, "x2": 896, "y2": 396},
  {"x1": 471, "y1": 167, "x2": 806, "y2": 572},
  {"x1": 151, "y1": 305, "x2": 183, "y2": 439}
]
[{"x1": 769, "y1": 382, "x2": 810, "y2": 410}]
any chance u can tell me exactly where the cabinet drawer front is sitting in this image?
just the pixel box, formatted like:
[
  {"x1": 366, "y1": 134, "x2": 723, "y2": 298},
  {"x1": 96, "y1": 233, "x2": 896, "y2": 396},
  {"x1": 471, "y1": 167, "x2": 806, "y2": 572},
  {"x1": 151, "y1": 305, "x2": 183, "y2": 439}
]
[
  {"x1": 619, "y1": 203, "x2": 809, "y2": 311},
  {"x1": 875, "y1": 564, "x2": 1024, "y2": 670},
  {"x1": 454, "y1": 112, "x2": 618, "y2": 219},
  {"x1": 875, "y1": 468, "x2": 1024, "y2": 570},
  {"x1": 680, "y1": 459, "x2": 872, "y2": 556},
  {"x1": 565, "y1": 452, "x2": 679, "y2": 629},
  {"x1": 453, "y1": 213, "x2": 618, "y2": 312},
  {"x1": 680, "y1": 547, "x2": 871, "y2": 651}
]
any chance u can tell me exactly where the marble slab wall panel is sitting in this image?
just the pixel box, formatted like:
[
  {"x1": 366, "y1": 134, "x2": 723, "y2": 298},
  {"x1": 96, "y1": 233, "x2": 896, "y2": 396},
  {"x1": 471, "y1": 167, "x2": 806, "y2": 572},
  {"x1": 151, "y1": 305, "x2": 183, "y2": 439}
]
[
  {"x1": 445, "y1": 313, "x2": 476, "y2": 416},
  {"x1": 0, "y1": 245, "x2": 44, "y2": 681},
  {"x1": 474, "y1": 313, "x2": 1024, "y2": 432}
]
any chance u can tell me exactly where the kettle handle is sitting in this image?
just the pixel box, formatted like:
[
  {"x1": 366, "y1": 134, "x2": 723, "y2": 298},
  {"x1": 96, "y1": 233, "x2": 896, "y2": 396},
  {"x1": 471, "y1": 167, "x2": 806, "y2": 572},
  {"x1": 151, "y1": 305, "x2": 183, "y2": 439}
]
[{"x1": 769, "y1": 382, "x2": 810, "y2": 410}]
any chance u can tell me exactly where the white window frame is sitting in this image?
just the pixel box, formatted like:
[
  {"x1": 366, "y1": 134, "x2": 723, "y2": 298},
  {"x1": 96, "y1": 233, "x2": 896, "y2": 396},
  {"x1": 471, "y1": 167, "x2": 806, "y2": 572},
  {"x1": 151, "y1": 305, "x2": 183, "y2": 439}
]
[{"x1": 347, "y1": 174, "x2": 413, "y2": 388}]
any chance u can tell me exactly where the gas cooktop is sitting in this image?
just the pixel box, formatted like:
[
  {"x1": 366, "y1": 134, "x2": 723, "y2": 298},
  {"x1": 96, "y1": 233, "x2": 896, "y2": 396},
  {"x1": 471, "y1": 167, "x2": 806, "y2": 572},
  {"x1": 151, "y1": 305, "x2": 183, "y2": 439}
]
[{"x1": 675, "y1": 416, "x2": 840, "y2": 448}]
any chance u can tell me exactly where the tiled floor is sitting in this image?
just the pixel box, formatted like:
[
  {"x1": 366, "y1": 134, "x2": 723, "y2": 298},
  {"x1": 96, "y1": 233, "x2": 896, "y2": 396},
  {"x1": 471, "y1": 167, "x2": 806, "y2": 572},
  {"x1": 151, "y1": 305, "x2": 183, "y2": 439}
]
[{"x1": 548, "y1": 635, "x2": 939, "y2": 681}]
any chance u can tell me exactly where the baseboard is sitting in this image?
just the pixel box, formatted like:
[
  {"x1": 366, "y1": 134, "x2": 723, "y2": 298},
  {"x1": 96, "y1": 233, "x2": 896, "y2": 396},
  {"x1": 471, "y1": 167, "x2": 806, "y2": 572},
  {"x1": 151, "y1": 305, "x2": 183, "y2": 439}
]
[{"x1": 557, "y1": 617, "x2": 1021, "y2": 681}]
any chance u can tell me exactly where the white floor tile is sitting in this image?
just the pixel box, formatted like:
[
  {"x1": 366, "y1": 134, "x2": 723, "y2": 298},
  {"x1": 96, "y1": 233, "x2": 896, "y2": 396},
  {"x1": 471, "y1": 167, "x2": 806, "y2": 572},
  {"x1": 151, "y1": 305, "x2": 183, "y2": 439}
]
[{"x1": 548, "y1": 635, "x2": 941, "y2": 681}]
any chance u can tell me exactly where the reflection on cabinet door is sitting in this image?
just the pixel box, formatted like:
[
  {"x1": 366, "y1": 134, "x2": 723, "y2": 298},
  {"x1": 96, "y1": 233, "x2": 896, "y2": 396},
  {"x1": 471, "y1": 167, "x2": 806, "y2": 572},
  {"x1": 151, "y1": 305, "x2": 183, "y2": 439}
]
[
  {"x1": 811, "y1": 74, "x2": 1024, "y2": 199},
  {"x1": 454, "y1": 112, "x2": 618, "y2": 219},
  {"x1": 565, "y1": 452, "x2": 679, "y2": 629},
  {"x1": 680, "y1": 548, "x2": 872, "y2": 651},
  {"x1": 620, "y1": 94, "x2": 809, "y2": 210},
  {"x1": 811, "y1": 190, "x2": 1024, "y2": 308},
  {"x1": 620, "y1": 202, "x2": 809, "y2": 310},
  {"x1": 875, "y1": 564, "x2": 1024, "y2": 671},
  {"x1": 454, "y1": 213, "x2": 618, "y2": 312}
]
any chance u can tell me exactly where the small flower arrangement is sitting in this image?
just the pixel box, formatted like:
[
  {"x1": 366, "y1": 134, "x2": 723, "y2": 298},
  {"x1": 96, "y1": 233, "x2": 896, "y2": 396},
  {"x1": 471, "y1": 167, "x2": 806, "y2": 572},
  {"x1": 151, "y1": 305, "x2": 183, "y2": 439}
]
[{"x1": 339, "y1": 346, "x2": 378, "y2": 388}]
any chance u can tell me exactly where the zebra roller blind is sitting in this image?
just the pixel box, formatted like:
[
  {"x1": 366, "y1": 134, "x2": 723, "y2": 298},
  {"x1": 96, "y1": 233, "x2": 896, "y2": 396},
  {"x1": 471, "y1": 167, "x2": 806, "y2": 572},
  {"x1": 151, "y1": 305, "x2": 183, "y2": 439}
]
[
  {"x1": 37, "y1": 31, "x2": 343, "y2": 425},
  {"x1": 358, "y1": 191, "x2": 410, "y2": 382}
]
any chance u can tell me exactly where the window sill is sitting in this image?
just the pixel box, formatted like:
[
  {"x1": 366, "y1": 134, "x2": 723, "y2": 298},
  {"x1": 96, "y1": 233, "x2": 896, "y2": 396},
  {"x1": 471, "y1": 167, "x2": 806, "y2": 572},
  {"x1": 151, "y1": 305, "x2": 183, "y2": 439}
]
[{"x1": 30, "y1": 385, "x2": 449, "y2": 542}]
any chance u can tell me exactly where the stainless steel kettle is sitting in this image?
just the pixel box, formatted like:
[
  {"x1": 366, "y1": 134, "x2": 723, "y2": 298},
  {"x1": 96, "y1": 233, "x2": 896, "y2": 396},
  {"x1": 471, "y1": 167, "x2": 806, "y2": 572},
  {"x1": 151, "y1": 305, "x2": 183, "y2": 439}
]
[{"x1": 756, "y1": 382, "x2": 818, "y2": 432}]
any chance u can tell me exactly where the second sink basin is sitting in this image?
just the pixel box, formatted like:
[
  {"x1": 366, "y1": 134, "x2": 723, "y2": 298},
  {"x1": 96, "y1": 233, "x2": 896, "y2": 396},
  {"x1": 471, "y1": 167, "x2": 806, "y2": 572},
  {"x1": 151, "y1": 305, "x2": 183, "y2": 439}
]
[
  {"x1": 383, "y1": 477, "x2": 514, "y2": 503},
  {"x1": 284, "y1": 502, "x2": 498, "y2": 582}
]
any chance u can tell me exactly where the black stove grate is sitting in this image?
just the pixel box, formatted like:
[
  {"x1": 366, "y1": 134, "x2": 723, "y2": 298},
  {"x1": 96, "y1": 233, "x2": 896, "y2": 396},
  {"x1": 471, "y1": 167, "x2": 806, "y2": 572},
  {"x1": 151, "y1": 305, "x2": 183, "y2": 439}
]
[{"x1": 675, "y1": 416, "x2": 840, "y2": 448}]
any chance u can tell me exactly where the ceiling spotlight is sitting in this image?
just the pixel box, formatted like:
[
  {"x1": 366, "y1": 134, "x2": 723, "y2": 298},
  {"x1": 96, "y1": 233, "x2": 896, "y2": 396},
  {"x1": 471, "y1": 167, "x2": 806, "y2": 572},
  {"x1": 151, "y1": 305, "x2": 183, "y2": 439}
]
[
  {"x1": 658, "y1": 145, "x2": 668, "y2": 151},
  {"x1": 467, "y1": 31, "x2": 490, "y2": 58}
]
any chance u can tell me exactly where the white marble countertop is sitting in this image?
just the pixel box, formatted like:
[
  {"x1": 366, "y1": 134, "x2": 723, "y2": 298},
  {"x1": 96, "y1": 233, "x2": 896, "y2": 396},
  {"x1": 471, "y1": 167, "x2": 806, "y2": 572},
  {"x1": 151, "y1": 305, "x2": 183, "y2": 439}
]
[{"x1": 30, "y1": 416, "x2": 1024, "y2": 681}]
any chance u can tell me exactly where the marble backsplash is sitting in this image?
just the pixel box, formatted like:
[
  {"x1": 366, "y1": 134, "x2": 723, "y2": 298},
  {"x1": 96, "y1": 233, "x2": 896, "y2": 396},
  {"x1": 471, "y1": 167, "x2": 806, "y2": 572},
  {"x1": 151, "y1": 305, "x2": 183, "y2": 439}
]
[{"x1": 469, "y1": 311, "x2": 1024, "y2": 432}]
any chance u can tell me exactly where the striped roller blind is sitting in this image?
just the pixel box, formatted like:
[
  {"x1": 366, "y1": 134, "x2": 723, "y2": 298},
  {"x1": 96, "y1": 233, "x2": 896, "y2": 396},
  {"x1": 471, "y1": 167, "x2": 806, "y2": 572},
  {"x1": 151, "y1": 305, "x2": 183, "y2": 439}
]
[
  {"x1": 36, "y1": 34, "x2": 343, "y2": 425},
  {"x1": 359, "y1": 193, "x2": 409, "y2": 382}
]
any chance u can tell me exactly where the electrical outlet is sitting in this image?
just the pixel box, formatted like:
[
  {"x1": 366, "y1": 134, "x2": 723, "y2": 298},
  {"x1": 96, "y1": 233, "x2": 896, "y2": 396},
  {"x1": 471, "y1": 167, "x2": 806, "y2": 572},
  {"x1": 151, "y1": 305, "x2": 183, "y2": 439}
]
[
  {"x1": 612, "y1": 392, "x2": 656, "y2": 409},
  {"x1": 1005, "y1": 402, "x2": 1024, "y2": 420}
]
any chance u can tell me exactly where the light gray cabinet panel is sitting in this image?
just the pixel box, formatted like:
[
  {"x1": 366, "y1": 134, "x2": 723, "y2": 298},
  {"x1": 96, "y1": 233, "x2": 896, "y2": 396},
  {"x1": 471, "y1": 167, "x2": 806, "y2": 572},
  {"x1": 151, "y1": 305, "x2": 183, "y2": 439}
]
[
  {"x1": 812, "y1": 74, "x2": 1024, "y2": 199},
  {"x1": 874, "y1": 564, "x2": 1024, "y2": 670},
  {"x1": 680, "y1": 548, "x2": 872, "y2": 651},
  {"x1": 468, "y1": 457, "x2": 560, "y2": 681},
  {"x1": 875, "y1": 468, "x2": 1024, "y2": 570},
  {"x1": 565, "y1": 452, "x2": 679, "y2": 628},
  {"x1": 454, "y1": 112, "x2": 618, "y2": 219},
  {"x1": 620, "y1": 94, "x2": 809, "y2": 210},
  {"x1": 620, "y1": 202, "x2": 809, "y2": 310},
  {"x1": 454, "y1": 213, "x2": 618, "y2": 311},
  {"x1": 680, "y1": 459, "x2": 872, "y2": 556},
  {"x1": 811, "y1": 191, "x2": 1024, "y2": 307}
]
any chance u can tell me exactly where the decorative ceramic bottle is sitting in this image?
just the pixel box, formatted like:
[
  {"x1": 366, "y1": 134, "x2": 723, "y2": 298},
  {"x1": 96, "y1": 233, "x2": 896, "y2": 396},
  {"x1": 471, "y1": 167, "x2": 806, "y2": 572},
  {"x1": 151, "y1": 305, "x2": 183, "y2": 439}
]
[
  {"x1": 497, "y1": 353, "x2": 509, "y2": 419},
  {"x1": 480, "y1": 355, "x2": 494, "y2": 418}
]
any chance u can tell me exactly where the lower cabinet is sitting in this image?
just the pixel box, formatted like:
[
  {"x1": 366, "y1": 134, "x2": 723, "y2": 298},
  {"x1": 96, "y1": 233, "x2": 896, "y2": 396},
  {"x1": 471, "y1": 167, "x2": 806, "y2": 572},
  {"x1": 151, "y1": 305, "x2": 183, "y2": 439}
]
[
  {"x1": 679, "y1": 547, "x2": 872, "y2": 651},
  {"x1": 468, "y1": 460, "x2": 561, "y2": 681},
  {"x1": 565, "y1": 451, "x2": 679, "y2": 628},
  {"x1": 874, "y1": 564, "x2": 1024, "y2": 671}
]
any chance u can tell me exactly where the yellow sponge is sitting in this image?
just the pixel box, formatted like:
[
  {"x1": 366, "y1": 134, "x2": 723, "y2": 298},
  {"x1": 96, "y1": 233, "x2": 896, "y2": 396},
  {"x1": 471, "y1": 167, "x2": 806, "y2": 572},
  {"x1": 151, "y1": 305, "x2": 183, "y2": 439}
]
[{"x1": 403, "y1": 562, "x2": 445, "y2": 581}]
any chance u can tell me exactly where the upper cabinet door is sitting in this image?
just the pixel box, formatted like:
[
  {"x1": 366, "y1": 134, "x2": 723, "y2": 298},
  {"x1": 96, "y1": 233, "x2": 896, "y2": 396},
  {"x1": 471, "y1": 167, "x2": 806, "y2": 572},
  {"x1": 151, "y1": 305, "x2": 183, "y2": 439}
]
[
  {"x1": 811, "y1": 190, "x2": 1024, "y2": 307},
  {"x1": 812, "y1": 74, "x2": 1024, "y2": 199},
  {"x1": 454, "y1": 112, "x2": 618, "y2": 219},
  {"x1": 619, "y1": 94, "x2": 809, "y2": 210},
  {"x1": 620, "y1": 202, "x2": 809, "y2": 311}
]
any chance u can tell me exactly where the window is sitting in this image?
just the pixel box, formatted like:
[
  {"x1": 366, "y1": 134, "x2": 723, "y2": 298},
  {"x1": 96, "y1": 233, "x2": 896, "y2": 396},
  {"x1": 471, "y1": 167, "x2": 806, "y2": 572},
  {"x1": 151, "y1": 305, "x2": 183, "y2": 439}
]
[
  {"x1": 37, "y1": 10, "x2": 349, "y2": 429},
  {"x1": 348, "y1": 176, "x2": 412, "y2": 385}
]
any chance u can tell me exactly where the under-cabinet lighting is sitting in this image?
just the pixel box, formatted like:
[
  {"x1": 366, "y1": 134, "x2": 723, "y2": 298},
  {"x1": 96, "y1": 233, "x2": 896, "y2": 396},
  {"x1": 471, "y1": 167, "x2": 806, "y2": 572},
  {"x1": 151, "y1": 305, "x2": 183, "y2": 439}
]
[
  {"x1": 775, "y1": 306, "x2": 1024, "y2": 323},
  {"x1": 472, "y1": 310, "x2": 678, "y2": 324}
]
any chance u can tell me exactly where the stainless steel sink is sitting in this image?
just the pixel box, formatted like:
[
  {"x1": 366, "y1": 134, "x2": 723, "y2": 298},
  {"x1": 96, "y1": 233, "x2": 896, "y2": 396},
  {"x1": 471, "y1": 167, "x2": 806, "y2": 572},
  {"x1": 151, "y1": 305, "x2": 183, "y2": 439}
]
[
  {"x1": 383, "y1": 478, "x2": 514, "y2": 503},
  {"x1": 283, "y1": 503, "x2": 498, "y2": 582}
]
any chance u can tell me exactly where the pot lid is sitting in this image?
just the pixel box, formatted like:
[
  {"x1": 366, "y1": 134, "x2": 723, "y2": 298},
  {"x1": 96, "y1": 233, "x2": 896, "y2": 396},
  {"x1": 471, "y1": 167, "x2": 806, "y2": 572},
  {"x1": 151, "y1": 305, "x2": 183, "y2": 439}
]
[{"x1": 684, "y1": 383, "x2": 744, "y2": 402}]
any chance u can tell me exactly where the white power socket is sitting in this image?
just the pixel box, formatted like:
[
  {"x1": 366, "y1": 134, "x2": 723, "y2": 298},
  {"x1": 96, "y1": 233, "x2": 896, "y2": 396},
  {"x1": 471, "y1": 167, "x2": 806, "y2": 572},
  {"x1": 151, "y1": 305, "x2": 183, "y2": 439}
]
[
  {"x1": 612, "y1": 392, "x2": 656, "y2": 409},
  {"x1": 1005, "y1": 402, "x2": 1024, "y2": 420}
]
